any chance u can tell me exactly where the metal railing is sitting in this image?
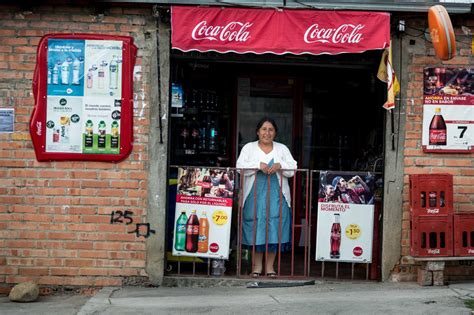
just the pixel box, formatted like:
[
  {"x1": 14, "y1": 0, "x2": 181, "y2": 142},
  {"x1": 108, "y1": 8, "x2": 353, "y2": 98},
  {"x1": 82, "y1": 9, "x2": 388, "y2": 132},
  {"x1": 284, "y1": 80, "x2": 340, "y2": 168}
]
[{"x1": 166, "y1": 166, "x2": 382, "y2": 281}]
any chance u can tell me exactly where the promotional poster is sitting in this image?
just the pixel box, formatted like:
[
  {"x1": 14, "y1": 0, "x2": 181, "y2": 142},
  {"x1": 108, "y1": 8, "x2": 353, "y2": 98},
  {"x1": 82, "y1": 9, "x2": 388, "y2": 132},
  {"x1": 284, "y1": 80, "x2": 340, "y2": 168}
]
[
  {"x1": 316, "y1": 172, "x2": 375, "y2": 263},
  {"x1": 422, "y1": 67, "x2": 473, "y2": 153},
  {"x1": 172, "y1": 168, "x2": 234, "y2": 259},
  {"x1": 45, "y1": 39, "x2": 123, "y2": 154}
]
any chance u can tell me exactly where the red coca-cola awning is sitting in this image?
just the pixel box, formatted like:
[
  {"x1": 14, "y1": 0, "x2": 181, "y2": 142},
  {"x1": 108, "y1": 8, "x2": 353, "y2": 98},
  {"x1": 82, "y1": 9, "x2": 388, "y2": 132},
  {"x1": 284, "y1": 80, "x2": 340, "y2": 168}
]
[{"x1": 171, "y1": 6, "x2": 390, "y2": 56}]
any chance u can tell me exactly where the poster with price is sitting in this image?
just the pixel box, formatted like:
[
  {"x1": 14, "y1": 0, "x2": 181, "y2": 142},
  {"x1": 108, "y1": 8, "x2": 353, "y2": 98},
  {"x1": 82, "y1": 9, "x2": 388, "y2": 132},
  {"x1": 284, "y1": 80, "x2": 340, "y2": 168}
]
[
  {"x1": 172, "y1": 167, "x2": 234, "y2": 259},
  {"x1": 422, "y1": 67, "x2": 473, "y2": 153},
  {"x1": 30, "y1": 34, "x2": 137, "y2": 162},
  {"x1": 315, "y1": 172, "x2": 374, "y2": 263}
]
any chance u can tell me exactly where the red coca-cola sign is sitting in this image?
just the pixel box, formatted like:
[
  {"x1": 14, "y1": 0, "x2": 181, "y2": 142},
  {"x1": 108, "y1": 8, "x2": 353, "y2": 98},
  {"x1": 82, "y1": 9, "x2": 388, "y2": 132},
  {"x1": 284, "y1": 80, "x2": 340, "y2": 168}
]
[
  {"x1": 172, "y1": 6, "x2": 390, "y2": 55},
  {"x1": 191, "y1": 21, "x2": 253, "y2": 42},
  {"x1": 353, "y1": 246, "x2": 363, "y2": 256},
  {"x1": 209, "y1": 243, "x2": 219, "y2": 253}
]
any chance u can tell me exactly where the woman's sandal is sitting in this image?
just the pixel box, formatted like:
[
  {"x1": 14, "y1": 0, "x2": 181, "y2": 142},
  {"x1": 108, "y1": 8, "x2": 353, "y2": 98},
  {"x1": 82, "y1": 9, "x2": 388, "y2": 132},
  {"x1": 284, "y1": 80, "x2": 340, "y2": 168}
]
[
  {"x1": 266, "y1": 272, "x2": 277, "y2": 278},
  {"x1": 252, "y1": 272, "x2": 261, "y2": 278}
]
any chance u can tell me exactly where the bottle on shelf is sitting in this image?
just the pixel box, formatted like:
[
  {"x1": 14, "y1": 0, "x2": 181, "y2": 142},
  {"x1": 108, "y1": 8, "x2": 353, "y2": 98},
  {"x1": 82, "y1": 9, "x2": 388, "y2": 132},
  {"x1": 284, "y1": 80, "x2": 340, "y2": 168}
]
[
  {"x1": 190, "y1": 116, "x2": 199, "y2": 151},
  {"x1": 179, "y1": 117, "x2": 189, "y2": 150},
  {"x1": 208, "y1": 120, "x2": 218, "y2": 152}
]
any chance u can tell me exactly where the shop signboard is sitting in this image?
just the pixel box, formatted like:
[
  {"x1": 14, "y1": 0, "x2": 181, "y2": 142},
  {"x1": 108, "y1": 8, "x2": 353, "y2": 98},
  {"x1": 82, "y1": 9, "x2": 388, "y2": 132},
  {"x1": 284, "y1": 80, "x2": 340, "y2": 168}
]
[
  {"x1": 422, "y1": 67, "x2": 473, "y2": 153},
  {"x1": 315, "y1": 172, "x2": 375, "y2": 263},
  {"x1": 172, "y1": 6, "x2": 390, "y2": 56},
  {"x1": 30, "y1": 34, "x2": 137, "y2": 161},
  {"x1": 172, "y1": 168, "x2": 234, "y2": 259}
]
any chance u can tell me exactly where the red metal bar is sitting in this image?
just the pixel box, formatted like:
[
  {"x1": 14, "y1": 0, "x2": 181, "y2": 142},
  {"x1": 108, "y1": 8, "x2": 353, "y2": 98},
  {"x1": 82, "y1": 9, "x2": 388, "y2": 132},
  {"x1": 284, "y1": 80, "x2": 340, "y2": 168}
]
[
  {"x1": 278, "y1": 172, "x2": 283, "y2": 276},
  {"x1": 304, "y1": 170, "x2": 309, "y2": 277},
  {"x1": 291, "y1": 174, "x2": 296, "y2": 276},
  {"x1": 237, "y1": 168, "x2": 244, "y2": 277},
  {"x1": 265, "y1": 175, "x2": 270, "y2": 274}
]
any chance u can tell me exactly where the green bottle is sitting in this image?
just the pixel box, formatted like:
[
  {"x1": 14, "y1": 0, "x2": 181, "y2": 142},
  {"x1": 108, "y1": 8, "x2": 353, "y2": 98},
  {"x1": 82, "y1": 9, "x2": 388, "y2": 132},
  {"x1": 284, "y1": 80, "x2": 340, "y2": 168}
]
[{"x1": 174, "y1": 211, "x2": 187, "y2": 251}]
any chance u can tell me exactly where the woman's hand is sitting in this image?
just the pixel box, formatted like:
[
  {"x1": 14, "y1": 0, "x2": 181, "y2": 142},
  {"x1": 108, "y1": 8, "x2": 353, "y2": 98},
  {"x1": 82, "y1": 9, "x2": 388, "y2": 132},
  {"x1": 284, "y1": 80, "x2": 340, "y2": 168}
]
[
  {"x1": 267, "y1": 163, "x2": 281, "y2": 174},
  {"x1": 260, "y1": 162, "x2": 269, "y2": 173}
]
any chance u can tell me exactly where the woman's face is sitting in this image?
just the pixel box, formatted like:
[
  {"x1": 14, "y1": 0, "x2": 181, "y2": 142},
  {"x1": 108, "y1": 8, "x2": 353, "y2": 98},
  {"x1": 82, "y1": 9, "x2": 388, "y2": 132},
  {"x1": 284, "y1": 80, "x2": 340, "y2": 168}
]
[{"x1": 257, "y1": 121, "x2": 276, "y2": 145}]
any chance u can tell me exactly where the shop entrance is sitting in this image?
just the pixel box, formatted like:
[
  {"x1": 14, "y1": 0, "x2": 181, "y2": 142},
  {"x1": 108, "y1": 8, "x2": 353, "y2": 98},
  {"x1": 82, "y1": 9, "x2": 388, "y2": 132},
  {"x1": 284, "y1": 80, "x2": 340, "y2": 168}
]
[{"x1": 167, "y1": 51, "x2": 386, "y2": 280}]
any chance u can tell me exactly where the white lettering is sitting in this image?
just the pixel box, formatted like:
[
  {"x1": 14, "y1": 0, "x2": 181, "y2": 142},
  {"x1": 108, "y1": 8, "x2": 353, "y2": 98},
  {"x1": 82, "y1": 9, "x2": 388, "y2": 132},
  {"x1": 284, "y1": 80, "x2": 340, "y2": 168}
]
[
  {"x1": 36, "y1": 121, "x2": 42, "y2": 136},
  {"x1": 427, "y1": 249, "x2": 440, "y2": 254},
  {"x1": 191, "y1": 21, "x2": 252, "y2": 42},
  {"x1": 427, "y1": 208, "x2": 440, "y2": 214},
  {"x1": 304, "y1": 23, "x2": 364, "y2": 44}
]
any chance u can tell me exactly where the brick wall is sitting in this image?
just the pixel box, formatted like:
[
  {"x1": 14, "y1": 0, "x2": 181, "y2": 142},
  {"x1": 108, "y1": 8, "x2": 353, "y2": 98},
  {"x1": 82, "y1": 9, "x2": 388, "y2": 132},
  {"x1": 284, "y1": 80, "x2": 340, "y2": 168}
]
[
  {"x1": 401, "y1": 17, "x2": 473, "y2": 258},
  {"x1": 0, "y1": 3, "x2": 156, "y2": 292}
]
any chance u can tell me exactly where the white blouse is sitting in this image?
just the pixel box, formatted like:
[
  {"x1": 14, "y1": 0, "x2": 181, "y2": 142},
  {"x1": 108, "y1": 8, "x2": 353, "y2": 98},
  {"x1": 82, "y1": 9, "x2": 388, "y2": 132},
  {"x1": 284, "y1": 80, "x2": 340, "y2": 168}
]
[{"x1": 236, "y1": 141, "x2": 297, "y2": 207}]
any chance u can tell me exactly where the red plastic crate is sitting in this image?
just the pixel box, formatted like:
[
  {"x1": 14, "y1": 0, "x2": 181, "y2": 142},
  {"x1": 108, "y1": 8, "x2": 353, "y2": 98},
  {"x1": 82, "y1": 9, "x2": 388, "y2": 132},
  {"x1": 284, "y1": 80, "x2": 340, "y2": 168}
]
[
  {"x1": 454, "y1": 214, "x2": 474, "y2": 257},
  {"x1": 409, "y1": 174, "x2": 453, "y2": 216},
  {"x1": 410, "y1": 215, "x2": 453, "y2": 257}
]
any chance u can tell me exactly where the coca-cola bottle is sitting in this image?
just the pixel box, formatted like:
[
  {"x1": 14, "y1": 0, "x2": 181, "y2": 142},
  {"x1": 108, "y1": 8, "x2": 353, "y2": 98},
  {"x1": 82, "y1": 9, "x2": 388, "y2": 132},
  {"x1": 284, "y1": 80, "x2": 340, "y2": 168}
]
[
  {"x1": 330, "y1": 213, "x2": 341, "y2": 259},
  {"x1": 185, "y1": 209, "x2": 199, "y2": 253},
  {"x1": 429, "y1": 107, "x2": 447, "y2": 146},
  {"x1": 429, "y1": 191, "x2": 437, "y2": 208},
  {"x1": 180, "y1": 118, "x2": 189, "y2": 150},
  {"x1": 190, "y1": 117, "x2": 199, "y2": 151}
]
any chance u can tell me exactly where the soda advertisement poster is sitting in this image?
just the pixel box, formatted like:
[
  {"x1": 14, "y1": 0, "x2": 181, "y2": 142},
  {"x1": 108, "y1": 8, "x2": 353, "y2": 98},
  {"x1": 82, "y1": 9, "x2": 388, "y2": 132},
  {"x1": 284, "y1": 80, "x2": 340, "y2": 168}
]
[
  {"x1": 422, "y1": 67, "x2": 473, "y2": 153},
  {"x1": 315, "y1": 172, "x2": 375, "y2": 263},
  {"x1": 45, "y1": 39, "x2": 122, "y2": 154},
  {"x1": 172, "y1": 168, "x2": 234, "y2": 259}
]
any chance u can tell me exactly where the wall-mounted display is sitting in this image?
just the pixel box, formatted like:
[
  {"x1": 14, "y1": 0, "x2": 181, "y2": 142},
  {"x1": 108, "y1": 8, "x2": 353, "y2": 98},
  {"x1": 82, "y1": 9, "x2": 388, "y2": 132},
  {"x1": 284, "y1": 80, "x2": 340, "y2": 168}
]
[
  {"x1": 422, "y1": 67, "x2": 473, "y2": 153},
  {"x1": 30, "y1": 34, "x2": 137, "y2": 161}
]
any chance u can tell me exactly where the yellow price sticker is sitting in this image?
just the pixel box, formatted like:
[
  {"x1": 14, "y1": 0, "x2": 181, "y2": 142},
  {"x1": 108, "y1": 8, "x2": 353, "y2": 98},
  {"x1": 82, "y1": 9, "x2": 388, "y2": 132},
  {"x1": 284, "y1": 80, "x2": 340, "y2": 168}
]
[
  {"x1": 212, "y1": 210, "x2": 228, "y2": 225},
  {"x1": 345, "y1": 224, "x2": 361, "y2": 240}
]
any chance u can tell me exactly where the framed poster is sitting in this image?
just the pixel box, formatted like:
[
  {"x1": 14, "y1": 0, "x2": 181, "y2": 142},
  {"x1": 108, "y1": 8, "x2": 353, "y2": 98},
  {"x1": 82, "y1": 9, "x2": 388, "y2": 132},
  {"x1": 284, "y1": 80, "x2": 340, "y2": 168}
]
[
  {"x1": 172, "y1": 168, "x2": 234, "y2": 259},
  {"x1": 315, "y1": 172, "x2": 375, "y2": 263},
  {"x1": 422, "y1": 67, "x2": 473, "y2": 153},
  {"x1": 30, "y1": 34, "x2": 137, "y2": 161}
]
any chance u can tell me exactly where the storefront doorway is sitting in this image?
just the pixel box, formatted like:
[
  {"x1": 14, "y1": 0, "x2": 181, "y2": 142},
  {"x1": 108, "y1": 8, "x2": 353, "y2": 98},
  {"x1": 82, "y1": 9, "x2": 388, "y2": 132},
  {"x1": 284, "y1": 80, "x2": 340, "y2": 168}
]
[{"x1": 167, "y1": 50, "x2": 386, "y2": 280}]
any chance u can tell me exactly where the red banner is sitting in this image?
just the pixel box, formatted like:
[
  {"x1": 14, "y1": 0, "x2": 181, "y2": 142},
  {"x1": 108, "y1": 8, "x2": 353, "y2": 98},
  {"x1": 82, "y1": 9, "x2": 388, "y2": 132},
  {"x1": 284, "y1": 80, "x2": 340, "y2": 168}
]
[{"x1": 172, "y1": 6, "x2": 390, "y2": 55}]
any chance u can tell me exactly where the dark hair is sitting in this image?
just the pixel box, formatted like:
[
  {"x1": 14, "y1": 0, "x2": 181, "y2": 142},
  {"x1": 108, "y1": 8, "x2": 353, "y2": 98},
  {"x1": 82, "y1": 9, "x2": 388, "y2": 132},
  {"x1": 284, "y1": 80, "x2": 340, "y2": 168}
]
[{"x1": 255, "y1": 117, "x2": 278, "y2": 134}]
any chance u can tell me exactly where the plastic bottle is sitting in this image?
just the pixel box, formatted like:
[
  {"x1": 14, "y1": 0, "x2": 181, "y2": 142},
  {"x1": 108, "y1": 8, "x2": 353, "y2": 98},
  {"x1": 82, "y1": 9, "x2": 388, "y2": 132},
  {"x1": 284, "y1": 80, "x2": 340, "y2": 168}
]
[
  {"x1": 109, "y1": 55, "x2": 118, "y2": 89},
  {"x1": 52, "y1": 62, "x2": 60, "y2": 85},
  {"x1": 72, "y1": 58, "x2": 81, "y2": 85},
  {"x1": 98, "y1": 61, "x2": 106, "y2": 89},
  {"x1": 197, "y1": 210, "x2": 209, "y2": 253},
  {"x1": 84, "y1": 120, "x2": 93, "y2": 148},
  {"x1": 98, "y1": 120, "x2": 106, "y2": 148},
  {"x1": 330, "y1": 213, "x2": 341, "y2": 259},
  {"x1": 185, "y1": 209, "x2": 199, "y2": 253},
  {"x1": 429, "y1": 107, "x2": 447, "y2": 146},
  {"x1": 60, "y1": 59, "x2": 70, "y2": 85},
  {"x1": 174, "y1": 211, "x2": 187, "y2": 251},
  {"x1": 110, "y1": 121, "x2": 119, "y2": 149},
  {"x1": 86, "y1": 68, "x2": 93, "y2": 89}
]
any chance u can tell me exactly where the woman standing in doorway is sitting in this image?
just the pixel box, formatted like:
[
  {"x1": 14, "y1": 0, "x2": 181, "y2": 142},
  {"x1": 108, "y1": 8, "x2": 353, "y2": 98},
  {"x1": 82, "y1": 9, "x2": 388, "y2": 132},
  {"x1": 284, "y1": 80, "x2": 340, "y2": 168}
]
[{"x1": 236, "y1": 117, "x2": 297, "y2": 277}]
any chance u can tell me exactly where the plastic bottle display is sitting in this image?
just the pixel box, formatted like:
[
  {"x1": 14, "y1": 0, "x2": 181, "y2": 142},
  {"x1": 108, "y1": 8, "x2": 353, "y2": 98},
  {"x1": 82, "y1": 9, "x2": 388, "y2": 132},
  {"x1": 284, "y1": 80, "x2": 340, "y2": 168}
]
[
  {"x1": 86, "y1": 68, "x2": 93, "y2": 89},
  {"x1": 109, "y1": 55, "x2": 118, "y2": 89},
  {"x1": 429, "y1": 107, "x2": 447, "y2": 145},
  {"x1": 197, "y1": 210, "x2": 209, "y2": 253},
  {"x1": 98, "y1": 62, "x2": 106, "y2": 89},
  {"x1": 60, "y1": 59, "x2": 70, "y2": 85},
  {"x1": 47, "y1": 66, "x2": 52, "y2": 84},
  {"x1": 174, "y1": 211, "x2": 187, "y2": 251},
  {"x1": 110, "y1": 121, "x2": 119, "y2": 149},
  {"x1": 330, "y1": 213, "x2": 341, "y2": 259},
  {"x1": 84, "y1": 120, "x2": 93, "y2": 148},
  {"x1": 97, "y1": 120, "x2": 106, "y2": 148},
  {"x1": 52, "y1": 62, "x2": 60, "y2": 85},
  {"x1": 185, "y1": 209, "x2": 199, "y2": 253},
  {"x1": 72, "y1": 58, "x2": 81, "y2": 85}
]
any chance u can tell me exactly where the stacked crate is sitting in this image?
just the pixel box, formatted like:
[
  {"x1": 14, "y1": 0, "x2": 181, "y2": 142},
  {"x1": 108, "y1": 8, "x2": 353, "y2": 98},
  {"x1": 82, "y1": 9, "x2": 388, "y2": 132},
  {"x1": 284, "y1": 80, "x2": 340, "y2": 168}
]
[
  {"x1": 453, "y1": 214, "x2": 474, "y2": 256},
  {"x1": 409, "y1": 174, "x2": 453, "y2": 257}
]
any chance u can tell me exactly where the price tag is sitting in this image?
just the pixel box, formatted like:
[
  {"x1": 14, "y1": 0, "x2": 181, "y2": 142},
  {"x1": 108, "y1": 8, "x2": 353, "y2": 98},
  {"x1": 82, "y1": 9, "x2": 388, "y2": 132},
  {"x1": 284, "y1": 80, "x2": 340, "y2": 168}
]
[
  {"x1": 345, "y1": 223, "x2": 361, "y2": 240},
  {"x1": 212, "y1": 210, "x2": 228, "y2": 225}
]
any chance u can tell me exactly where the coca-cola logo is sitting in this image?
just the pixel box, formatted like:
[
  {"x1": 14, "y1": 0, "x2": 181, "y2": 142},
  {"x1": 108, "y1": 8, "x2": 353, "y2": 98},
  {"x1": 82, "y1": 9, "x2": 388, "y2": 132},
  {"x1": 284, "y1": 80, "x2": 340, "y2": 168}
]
[
  {"x1": 353, "y1": 246, "x2": 363, "y2": 256},
  {"x1": 209, "y1": 243, "x2": 219, "y2": 253},
  {"x1": 469, "y1": 249, "x2": 474, "y2": 254},
  {"x1": 304, "y1": 23, "x2": 364, "y2": 44},
  {"x1": 36, "y1": 121, "x2": 42, "y2": 136},
  {"x1": 427, "y1": 249, "x2": 440, "y2": 254},
  {"x1": 191, "y1": 21, "x2": 252, "y2": 42},
  {"x1": 427, "y1": 208, "x2": 439, "y2": 214}
]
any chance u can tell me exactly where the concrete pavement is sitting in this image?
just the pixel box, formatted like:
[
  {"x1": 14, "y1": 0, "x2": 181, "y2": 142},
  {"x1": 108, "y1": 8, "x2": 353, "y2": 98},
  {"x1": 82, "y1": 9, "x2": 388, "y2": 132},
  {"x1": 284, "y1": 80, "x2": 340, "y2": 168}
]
[{"x1": 1, "y1": 280, "x2": 474, "y2": 314}]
